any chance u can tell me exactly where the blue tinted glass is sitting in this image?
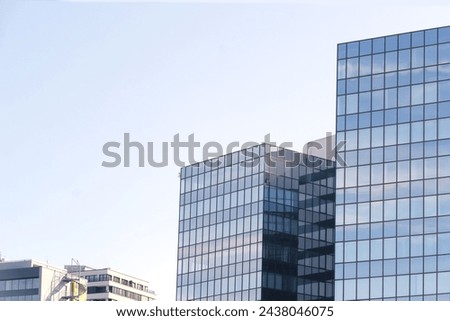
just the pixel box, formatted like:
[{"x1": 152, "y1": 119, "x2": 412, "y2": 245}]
[
  {"x1": 346, "y1": 114, "x2": 358, "y2": 130},
  {"x1": 359, "y1": 112, "x2": 371, "y2": 128},
  {"x1": 360, "y1": 76, "x2": 371, "y2": 92},
  {"x1": 412, "y1": 47, "x2": 424, "y2": 68},
  {"x1": 425, "y1": 66, "x2": 438, "y2": 82},
  {"x1": 438, "y1": 255, "x2": 450, "y2": 271},
  {"x1": 372, "y1": 90, "x2": 384, "y2": 110},
  {"x1": 439, "y1": 64, "x2": 450, "y2": 81},
  {"x1": 359, "y1": 92, "x2": 371, "y2": 112},
  {"x1": 439, "y1": 139, "x2": 450, "y2": 155},
  {"x1": 358, "y1": 186, "x2": 370, "y2": 202},
  {"x1": 338, "y1": 59, "x2": 346, "y2": 79},
  {"x1": 359, "y1": 149, "x2": 370, "y2": 165},
  {"x1": 425, "y1": 29, "x2": 438, "y2": 45},
  {"x1": 412, "y1": 84, "x2": 424, "y2": 105},
  {"x1": 357, "y1": 223, "x2": 369, "y2": 239},
  {"x1": 359, "y1": 55, "x2": 372, "y2": 76},
  {"x1": 384, "y1": 146, "x2": 397, "y2": 162},
  {"x1": 338, "y1": 97, "x2": 346, "y2": 116},
  {"x1": 439, "y1": 195, "x2": 450, "y2": 215},
  {"x1": 372, "y1": 127, "x2": 384, "y2": 148},
  {"x1": 439, "y1": 80, "x2": 450, "y2": 101},
  {"x1": 425, "y1": 103, "x2": 437, "y2": 119},
  {"x1": 384, "y1": 222, "x2": 397, "y2": 237},
  {"x1": 425, "y1": 217, "x2": 437, "y2": 233},
  {"x1": 344, "y1": 262, "x2": 357, "y2": 278},
  {"x1": 338, "y1": 79, "x2": 346, "y2": 95},
  {"x1": 370, "y1": 260, "x2": 383, "y2": 276},
  {"x1": 385, "y1": 88, "x2": 397, "y2": 108},
  {"x1": 385, "y1": 109, "x2": 397, "y2": 125},
  {"x1": 438, "y1": 233, "x2": 450, "y2": 254},
  {"x1": 335, "y1": 262, "x2": 343, "y2": 277},
  {"x1": 438, "y1": 43, "x2": 450, "y2": 64},
  {"x1": 425, "y1": 141, "x2": 437, "y2": 157},
  {"x1": 359, "y1": 128, "x2": 371, "y2": 149},
  {"x1": 347, "y1": 58, "x2": 359, "y2": 78},
  {"x1": 338, "y1": 43, "x2": 347, "y2": 59},
  {"x1": 347, "y1": 42, "x2": 359, "y2": 57},
  {"x1": 438, "y1": 26, "x2": 450, "y2": 43},
  {"x1": 347, "y1": 78, "x2": 358, "y2": 93},
  {"x1": 385, "y1": 183, "x2": 397, "y2": 199},
  {"x1": 385, "y1": 125, "x2": 397, "y2": 146},
  {"x1": 372, "y1": 148, "x2": 384, "y2": 164},
  {"x1": 386, "y1": 35, "x2": 398, "y2": 51},
  {"x1": 346, "y1": 149, "x2": 358, "y2": 165},
  {"x1": 411, "y1": 180, "x2": 424, "y2": 196},
  {"x1": 439, "y1": 101, "x2": 450, "y2": 117},
  {"x1": 438, "y1": 216, "x2": 450, "y2": 233},
  {"x1": 345, "y1": 241, "x2": 357, "y2": 261},
  {"x1": 372, "y1": 111, "x2": 384, "y2": 126},
  {"x1": 438, "y1": 118, "x2": 450, "y2": 139},
  {"x1": 411, "y1": 257, "x2": 424, "y2": 273},
  {"x1": 398, "y1": 107, "x2": 411, "y2": 123},
  {"x1": 412, "y1": 68, "x2": 424, "y2": 84},
  {"x1": 424, "y1": 80, "x2": 435, "y2": 103},
  {"x1": 411, "y1": 105, "x2": 424, "y2": 121},
  {"x1": 397, "y1": 258, "x2": 410, "y2": 274},
  {"x1": 411, "y1": 142, "x2": 424, "y2": 158},
  {"x1": 399, "y1": 49, "x2": 411, "y2": 70},
  {"x1": 412, "y1": 31, "x2": 424, "y2": 47},
  {"x1": 398, "y1": 70, "x2": 411, "y2": 86},
  {"x1": 424, "y1": 158, "x2": 437, "y2": 179},
  {"x1": 397, "y1": 237, "x2": 409, "y2": 258},
  {"x1": 385, "y1": 72, "x2": 397, "y2": 88},
  {"x1": 373, "y1": 37, "x2": 385, "y2": 53},
  {"x1": 373, "y1": 54, "x2": 385, "y2": 73},
  {"x1": 357, "y1": 262, "x2": 370, "y2": 277},
  {"x1": 357, "y1": 240, "x2": 369, "y2": 260},
  {"x1": 425, "y1": 45, "x2": 437, "y2": 66},
  {"x1": 384, "y1": 260, "x2": 396, "y2": 276},
  {"x1": 425, "y1": 182, "x2": 436, "y2": 205},
  {"x1": 424, "y1": 256, "x2": 437, "y2": 272},
  {"x1": 360, "y1": 39, "x2": 372, "y2": 55},
  {"x1": 347, "y1": 94, "x2": 358, "y2": 114},
  {"x1": 399, "y1": 33, "x2": 411, "y2": 49},
  {"x1": 372, "y1": 74, "x2": 384, "y2": 90},
  {"x1": 398, "y1": 144, "x2": 410, "y2": 160},
  {"x1": 345, "y1": 225, "x2": 357, "y2": 241},
  {"x1": 337, "y1": 116, "x2": 345, "y2": 131},
  {"x1": 398, "y1": 86, "x2": 411, "y2": 107},
  {"x1": 398, "y1": 220, "x2": 410, "y2": 236},
  {"x1": 336, "y1": 226, "x2": 344, "y2": 242}
]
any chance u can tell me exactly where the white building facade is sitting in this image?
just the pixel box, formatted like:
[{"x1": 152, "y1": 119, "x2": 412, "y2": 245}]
[
  {"x1": 0, "y1": 260, "x2": 87, "y2": 301},
  {"x1": 65, "y1": 265, "x2": 156, "y2": 301}
]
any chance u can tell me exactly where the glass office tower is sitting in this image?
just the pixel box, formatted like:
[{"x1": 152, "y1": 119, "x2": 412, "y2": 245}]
[
  {"x1": 176, "y1": 144, "x2": 335, "y2": 301},
  {"x1": 335, "y1": 26, "x2": 450, "y2": 300}
]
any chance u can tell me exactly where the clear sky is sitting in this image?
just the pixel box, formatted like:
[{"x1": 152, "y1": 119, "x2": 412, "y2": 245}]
[{"x1": 1, "y1": 1, "x2": 450, "y2": 301}]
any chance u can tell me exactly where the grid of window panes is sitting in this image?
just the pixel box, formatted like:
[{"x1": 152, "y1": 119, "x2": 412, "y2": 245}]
[
  {"x1": 262, "y1": 148, "x2": 335, "y2": 301},
  {"x1": 176, "y1": 145, "x2": 265, "y2": 301},
  {"x1": 0, "y1": 278, "x2": 40, "y2": 301},
  {"x1": 335, "y1": 26, "x2": 450, "y2": 300},
  {"x1": 297, "y1": 158, "x2": 335, "y2": 301},
  {"x1": 261, "y1": 147, "x2": 300, "y2": 300}
]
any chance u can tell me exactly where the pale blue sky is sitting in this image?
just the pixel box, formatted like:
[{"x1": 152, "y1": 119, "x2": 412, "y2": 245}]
[{"x1": 1, "y1": 1, "x2": 450, "y2": 300}]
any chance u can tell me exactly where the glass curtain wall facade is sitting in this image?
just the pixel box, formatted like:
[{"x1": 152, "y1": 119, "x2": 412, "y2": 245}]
[
  {"x1": 335, "y1": 26, "x2": 450, "y2": 300},
  {"x1": 176, "y1": 144, "x2": 335, "y2": 301}
]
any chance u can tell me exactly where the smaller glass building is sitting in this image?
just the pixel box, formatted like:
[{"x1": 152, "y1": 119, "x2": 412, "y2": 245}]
[{"x1": 176, "y1": 143, "x2": 335, "y2": 301}]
